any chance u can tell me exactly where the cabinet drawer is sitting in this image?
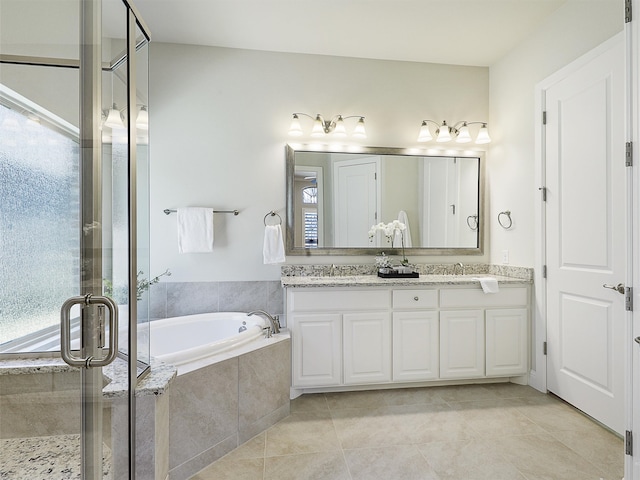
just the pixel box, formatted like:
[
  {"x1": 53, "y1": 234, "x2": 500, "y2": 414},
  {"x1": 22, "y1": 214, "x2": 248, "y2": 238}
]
[
  {"x1": 440, "y1": 287, "x2": 528, "y2": 308},
  {"x1": 288, "y1": 289, "x2": 390, "y2": 312},
  {"x1": 393, "y1": 289, "x2": 438, "y2": 309}
]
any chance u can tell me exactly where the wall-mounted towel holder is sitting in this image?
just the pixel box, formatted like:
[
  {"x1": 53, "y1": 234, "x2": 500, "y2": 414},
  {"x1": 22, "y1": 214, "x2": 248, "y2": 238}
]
[
  {"x1": 164, "y1": 208, "x2": 240, "y2": 216},
  {"x1": 498, "y1": 210, "x2": 512, "y2": 229},
  {"x1": 466, "y1": 214, "x2": 479, "y2": 231},
  {"x1": 264, "y1": 211, "x2": 282, "y2": 226}
]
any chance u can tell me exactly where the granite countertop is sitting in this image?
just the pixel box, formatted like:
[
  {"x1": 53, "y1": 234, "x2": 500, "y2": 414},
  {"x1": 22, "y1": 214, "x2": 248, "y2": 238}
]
[
  {"x1": 0, "y1": 355, "x2": 176, "y2": 399},
  {"x1": 281, "y1": 274, "x2": 532, "y2": 288}
]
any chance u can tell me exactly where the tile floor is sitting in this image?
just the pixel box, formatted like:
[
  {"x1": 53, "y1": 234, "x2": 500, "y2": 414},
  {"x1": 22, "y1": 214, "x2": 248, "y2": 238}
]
[{"x1": 190, "y1": 383, "x2": 624, "y2": 480}]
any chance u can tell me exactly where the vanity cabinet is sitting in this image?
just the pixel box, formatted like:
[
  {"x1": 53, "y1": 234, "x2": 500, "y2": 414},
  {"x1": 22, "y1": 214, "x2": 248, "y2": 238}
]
[
  {"x1": 439, "y1": 309, "x2": 485, "y2": 379},
  {"x1": 287, "y1": 282, "x2": 530, "y2": 392},
  {"x1": 288, "y1": 289, "x2": 391, "y2": 388},
  {"x1": 440, "y1": 287, "x2": 529, "y2": 379},
  {"x1": 392, "y1": 311, "x2": 439, "y2": 382},
  {"x1": 343, "y1": 312, "x2": 391, "y2": 384},
  {"x1": 291, "y1": 313, "x2": 342, "y2": 387},
  {"x1": 391, "y1": 289, "x2": 439, "y2": 382}
]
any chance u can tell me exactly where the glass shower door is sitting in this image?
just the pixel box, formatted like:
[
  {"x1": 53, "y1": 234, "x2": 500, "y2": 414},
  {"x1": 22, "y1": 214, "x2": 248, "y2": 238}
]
[{"x1": 0, "y1": 0, "x2": 150, "y2": 478}]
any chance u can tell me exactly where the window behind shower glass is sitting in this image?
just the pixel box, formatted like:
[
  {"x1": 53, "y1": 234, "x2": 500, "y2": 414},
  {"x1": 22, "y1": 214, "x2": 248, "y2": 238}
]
[{"x1": 0, "y1": 91, "x2": 80, "y2": 350}]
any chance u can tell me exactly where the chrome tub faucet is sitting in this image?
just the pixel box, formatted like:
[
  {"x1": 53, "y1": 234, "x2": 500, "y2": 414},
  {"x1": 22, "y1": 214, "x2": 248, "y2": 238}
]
[{"x1": 247, "y1": 310, "x2": 281, "y2": 335}]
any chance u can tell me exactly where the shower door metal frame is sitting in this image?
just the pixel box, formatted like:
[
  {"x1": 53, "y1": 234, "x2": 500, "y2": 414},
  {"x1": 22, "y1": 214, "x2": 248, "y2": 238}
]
[{"x1": 1, "y1": 0, "x2": 151, "y2": 477}]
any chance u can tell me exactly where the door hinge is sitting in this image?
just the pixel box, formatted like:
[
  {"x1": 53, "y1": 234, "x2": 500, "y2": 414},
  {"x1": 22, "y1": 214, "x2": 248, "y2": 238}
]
[
  {"x1": 626, "y1": 286, "x2": 633, "y2": 311},
  {"x1": 626, "y1": 142, "x2": 633, "y2": 166},
  {"x1": 542, "y1": 111, "x2": 547, "y2": 125},
  {"x1": 626, "y1": 0, "x2": 632, "y2": 23},
  {"x1": 626, "y1": 430, "x2": 633, "y2": 455},
  {"x1": 542, "y1": 265, "x2": 547, "y2": 279},
  {"x1": 543, "y1": 341, "x2": 547, "y2": 355}
]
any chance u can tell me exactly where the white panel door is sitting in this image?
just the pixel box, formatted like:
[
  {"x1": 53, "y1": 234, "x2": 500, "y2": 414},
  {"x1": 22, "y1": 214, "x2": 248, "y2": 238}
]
[
  {"x1": 392, "y1": 311, "x2": 439, "y2": 382},
  {"x1": 439, "y1": 310, "x2": 484, "y2": 379},
  {"x1": 545, "y1": 37, "x2": 625, "y2": 434},
  {"x1": 333, "y1": 157, "x2": 379, "y2": 247},
  {"x1": 486, "y1": 308, "x2": 528, "y2": 376},
  {"x1": 292, "y1": 313, "x2": 342, "y2": 387},
  {"x1": 343, "y1": 312, "x2": 391, "y2": 384}
]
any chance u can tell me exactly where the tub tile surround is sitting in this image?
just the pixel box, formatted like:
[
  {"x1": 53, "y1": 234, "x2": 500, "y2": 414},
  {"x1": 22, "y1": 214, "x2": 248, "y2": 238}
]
[
  {"x1": 168, "y1": 338, "x2": 291, "y2": 480},
  {"x1": 150, "y1": 280, "x2": 284, "y2": 321}
]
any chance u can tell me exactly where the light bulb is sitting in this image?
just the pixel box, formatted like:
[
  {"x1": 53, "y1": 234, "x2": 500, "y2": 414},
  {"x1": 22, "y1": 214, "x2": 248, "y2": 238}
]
[
  {"x1": 436, "y1": 121, "x2": 451, "y2": 142},
  {"x1": 417, "y1": 121, "x2": 433, "y2": 142},
  {"x1": 288, "y1": 114, "x2": 303, "y2": 136},
  {"x1": 352, "y1": 117, "x2": 366, "y2": 138},
  {"x1": 311, "y1": 115, "x2": 325, "y2": 137},
  {"x1": 455, "y1": 124, "x2": 472, "y2": 143},
  {"x1": 475, "y1": 124, "x2": 491, "y2": 144},
  {"x1": 136, "y1": 105, "x2": 149, "y2": 130},
  {"x1": 333, "y1": 116, "x2": 347, "y2": 137},
  {"x1": 104, "y1": 103, "x2": 125, "y2": 129}
]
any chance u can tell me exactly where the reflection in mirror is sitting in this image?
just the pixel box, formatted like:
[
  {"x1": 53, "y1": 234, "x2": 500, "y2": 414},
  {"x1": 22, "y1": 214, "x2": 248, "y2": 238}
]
[{"x1": 286, "y1": 145, "x2": 484, "y2": 256}]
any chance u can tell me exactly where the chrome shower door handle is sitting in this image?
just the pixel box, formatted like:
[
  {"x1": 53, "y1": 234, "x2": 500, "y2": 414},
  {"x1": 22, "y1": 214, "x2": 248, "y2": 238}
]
[
  {"x1": 60, "y1": 294, "x2": 119, "y2": 368},
  {"x1": 603, "y1": 283, "x2": 626, "y2": 294},
  {"x1": 635, "y1": 336, "x2": 640, "y2": 345}
]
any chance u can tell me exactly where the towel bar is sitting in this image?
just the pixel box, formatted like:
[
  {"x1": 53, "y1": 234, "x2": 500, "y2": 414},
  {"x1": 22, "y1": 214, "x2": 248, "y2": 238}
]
[{"x1": 164, "y1": 208, "x2": 240, "y2": 216}]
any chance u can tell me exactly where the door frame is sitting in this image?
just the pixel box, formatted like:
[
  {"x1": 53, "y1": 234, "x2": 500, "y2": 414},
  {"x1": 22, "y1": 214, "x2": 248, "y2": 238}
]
[{"x1": 534, "y1": 30, "x2": 633, "y2": 477}]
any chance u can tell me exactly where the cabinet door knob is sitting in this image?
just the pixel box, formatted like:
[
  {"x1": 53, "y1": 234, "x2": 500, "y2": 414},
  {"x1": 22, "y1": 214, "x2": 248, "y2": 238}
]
[{"x1": 414, "y1": 296, "x2": 419, "y2": 301}]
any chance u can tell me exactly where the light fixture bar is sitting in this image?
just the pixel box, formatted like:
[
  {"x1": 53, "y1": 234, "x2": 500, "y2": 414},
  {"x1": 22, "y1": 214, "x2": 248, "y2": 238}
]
[
  {"x1": 417, "y1": 119, "x2": 491, "y2": 144},
  {"x1": 289, "y1": 113, "x2": 366, "y2": 138}
]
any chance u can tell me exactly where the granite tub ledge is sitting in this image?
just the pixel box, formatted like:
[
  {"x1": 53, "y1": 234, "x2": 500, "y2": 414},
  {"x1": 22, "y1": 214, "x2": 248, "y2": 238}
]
[
  {"x1": 0, "y1": 355, "x2": 176, "y2": 399},
  {"x1": 281, "y1": 273, "x2": 532, "y2": 288}
]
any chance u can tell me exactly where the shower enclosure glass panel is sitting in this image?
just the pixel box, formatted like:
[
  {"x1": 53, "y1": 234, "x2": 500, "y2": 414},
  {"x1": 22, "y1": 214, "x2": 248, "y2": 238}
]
[{"x1": 0, "y1": 0, "x2": 150, "y2": 477}]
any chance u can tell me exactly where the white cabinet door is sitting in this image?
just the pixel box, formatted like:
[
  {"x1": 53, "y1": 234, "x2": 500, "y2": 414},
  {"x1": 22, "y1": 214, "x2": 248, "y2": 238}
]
[
  {"x1": 392, "y1": 311, "x2": 439, "y2": 382},
  {"x1": 440, "y1": 310, "x2": 484, "y2": 379},
  {"x1": 292, "y1": 313, "x2": 342, "y2": 387},
  {"x1": 344, "y1": 312, "x2": 391, "y2": 384},
  {"x1": 486, "y1": 308, "x2": 528, "y2": 377}
]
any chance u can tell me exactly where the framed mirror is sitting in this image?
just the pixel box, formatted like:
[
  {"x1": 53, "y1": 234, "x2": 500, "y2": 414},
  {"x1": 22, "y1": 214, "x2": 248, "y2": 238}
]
[{"x1": 285, "y1": 144, "x2": 485, "y2": 256}]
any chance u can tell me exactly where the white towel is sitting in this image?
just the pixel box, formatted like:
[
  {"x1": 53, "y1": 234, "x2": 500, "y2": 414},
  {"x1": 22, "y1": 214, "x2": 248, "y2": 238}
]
[
  {"x1": 177, "y1": 207, "x2": 214, "y2": 253},
  {"x1": 394, "y1": 210, "x2": 413, "y2": 247},
  {"x1": 263, "y1": 224, "x2": 286, "y2": 264},
  {"x1": 474, "y1": 277, "x2": 499, "y2": 294}
]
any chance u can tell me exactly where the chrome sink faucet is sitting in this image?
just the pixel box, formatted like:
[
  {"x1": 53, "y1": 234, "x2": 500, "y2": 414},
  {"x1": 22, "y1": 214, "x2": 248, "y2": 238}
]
[
  {"x1": 247, "y1": 310, "x2": 281, "y2": 335},
  {"x1": 454, "y1": 262, "x2": 465, "y2": 275}
]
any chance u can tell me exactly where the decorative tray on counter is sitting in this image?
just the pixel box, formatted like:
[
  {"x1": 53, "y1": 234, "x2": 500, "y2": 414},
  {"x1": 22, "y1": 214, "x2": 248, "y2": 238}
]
[{"x1": 377, "y1": 268, "x2": 420, "y2": 279}]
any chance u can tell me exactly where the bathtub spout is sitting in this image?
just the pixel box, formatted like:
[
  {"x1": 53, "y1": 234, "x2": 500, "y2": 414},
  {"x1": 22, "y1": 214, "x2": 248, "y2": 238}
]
[{"x1": 248, "y1": 310, "x2": 281, "y2": 334}]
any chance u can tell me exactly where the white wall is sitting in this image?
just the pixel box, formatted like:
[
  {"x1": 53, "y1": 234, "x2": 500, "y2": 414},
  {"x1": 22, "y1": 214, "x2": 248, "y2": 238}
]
[
  {"x1": 149, "y1": 45, "x2": 489, "y2": 281},
  {"x1": 488, "y1": 0, "x2": 622, "y2": 267}
]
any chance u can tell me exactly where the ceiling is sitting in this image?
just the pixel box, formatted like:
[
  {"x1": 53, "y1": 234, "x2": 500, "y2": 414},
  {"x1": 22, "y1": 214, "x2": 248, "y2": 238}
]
[{"x1": 133, "y1": 0, "x2": 569, "y2": 67}]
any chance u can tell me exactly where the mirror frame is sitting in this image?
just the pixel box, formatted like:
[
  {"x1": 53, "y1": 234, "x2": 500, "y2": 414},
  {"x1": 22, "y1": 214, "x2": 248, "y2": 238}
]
[{"x1": 285, "y1": 144, "x2": 485, "y2": 256}]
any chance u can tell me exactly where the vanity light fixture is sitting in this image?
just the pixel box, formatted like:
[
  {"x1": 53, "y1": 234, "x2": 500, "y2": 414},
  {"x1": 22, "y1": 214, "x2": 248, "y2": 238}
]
[
  {"x1": 289, "y1": 113, "x2": 366, "y2": 139},
  {"x1": 417, "y1": 120, "x2": 491, "y2": 144},
  {"x1": 104, "y1": 103, "x2": 125, "y2": 129},
  {"x1": 103, "y1": 104, "x2": 149, "y2": 130}
]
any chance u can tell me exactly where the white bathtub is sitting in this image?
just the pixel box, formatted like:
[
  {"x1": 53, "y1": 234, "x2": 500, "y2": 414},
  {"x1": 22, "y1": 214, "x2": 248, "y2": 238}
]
[{"x1": 149, "y1": 312, "x2": 270, "y2": 374}]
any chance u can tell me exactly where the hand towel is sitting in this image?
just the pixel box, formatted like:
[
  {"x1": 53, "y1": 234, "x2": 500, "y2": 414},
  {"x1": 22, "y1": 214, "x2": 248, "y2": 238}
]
[
  {"x1": 394, "y1": 210, "x2": 413, "y2": 247},
  {"x1": 263, "y1": 224, "x2": 286, "y2": 264},
  {"x1": 177, "y1": 207, "x2": 214, "y2": 253},
  {"x1": 473, "y1": 277, "x2": 499, "y2": 294}
]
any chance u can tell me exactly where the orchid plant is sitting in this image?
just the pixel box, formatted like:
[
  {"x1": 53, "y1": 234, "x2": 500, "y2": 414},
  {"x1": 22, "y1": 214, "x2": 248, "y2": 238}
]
[{"x1": 369, "y1": 220, "x2": 409, "y2": 266}]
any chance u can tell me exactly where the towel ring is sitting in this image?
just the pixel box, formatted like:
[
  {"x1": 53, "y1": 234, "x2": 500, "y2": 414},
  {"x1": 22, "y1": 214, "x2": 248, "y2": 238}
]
[
  {"x1": 498, "y1": 211, "x2": 513, "y2": 229},
  {"x1": 264, "y1": 211, "x2": 282, "y2": 226},
  {"x1": 466, "y1": 215, "x2": 479, "y2": 231}
]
